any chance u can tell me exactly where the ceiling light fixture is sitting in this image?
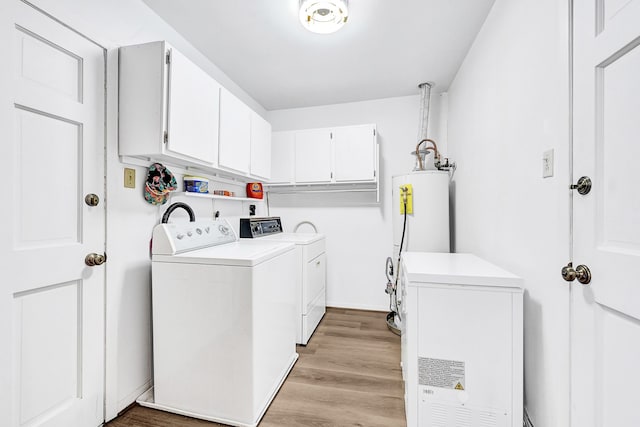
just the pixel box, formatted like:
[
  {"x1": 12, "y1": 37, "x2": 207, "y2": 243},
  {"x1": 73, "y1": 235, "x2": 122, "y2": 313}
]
[{"x1": 299, "y1": 0, "x2": 349, "y2": 34}]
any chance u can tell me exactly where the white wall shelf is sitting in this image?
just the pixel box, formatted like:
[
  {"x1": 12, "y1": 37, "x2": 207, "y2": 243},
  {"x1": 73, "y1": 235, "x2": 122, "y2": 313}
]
[
  {"x1": 265, "y1": 182, "x2": 379, "y2": 203},
  {"x1": 181, "y1": 192, "x2": 264, "y2": 203}
]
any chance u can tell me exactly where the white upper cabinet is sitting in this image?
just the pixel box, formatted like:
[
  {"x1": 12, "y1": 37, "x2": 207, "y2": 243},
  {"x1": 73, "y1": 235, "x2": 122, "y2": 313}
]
[
  {"x1": 218, "y1": 88, "x2": 251, "y2": 174},
  {"x1": 276, "y1": 124, "x2": 378, "y2": 185},
  {"x1": 270, "y1": 131, "x2": 295, "y2": 184},
  {"x1": 250, "y1": 112, "x2": 272, "y2": 180},
  {"x1": 119, "y1": 41, "x2": 220, "y2": 167},
  {"x1": 295, "y1": 128, "x2": 333, "y2": 183},
  {"x1": 166, "y1": 48, "x2": 220, "y2": 165},
  {"x1": 333, "y1": 124, "x2": 377, "y2": 182}
]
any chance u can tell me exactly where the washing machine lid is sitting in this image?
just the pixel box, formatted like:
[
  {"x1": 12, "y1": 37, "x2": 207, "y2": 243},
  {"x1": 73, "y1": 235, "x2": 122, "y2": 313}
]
[
  {"x1": 153, "y1": 240, "x2": 295, "y2": 267},
  {"x1": 401, "y1": 252, "x2": 523, "y2": 289}
]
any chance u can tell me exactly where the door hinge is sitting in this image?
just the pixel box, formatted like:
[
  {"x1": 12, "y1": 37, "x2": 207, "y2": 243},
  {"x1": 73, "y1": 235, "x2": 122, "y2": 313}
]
[
  {"x1": 373, "y1": 128, "x2": 376, "y2": 136},
  {"x1": 330, "y1": 132, "x2": 333, "y2": 139},
  {"x1": 374, "y1": 170, "x2": 376, "y2": 178},
  {"x1": 163, "y1": 131, "x2": 168, "y2": 144},
  {"x1": 330, "y1": 172, "x2": 333, "y2": 179},
  {"x1": 165, "y1": 50, "x2": 171, "y2": 64}
]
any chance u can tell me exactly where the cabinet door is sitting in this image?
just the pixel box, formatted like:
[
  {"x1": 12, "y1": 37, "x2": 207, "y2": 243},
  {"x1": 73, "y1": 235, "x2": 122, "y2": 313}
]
[
  {"x1": 333, "y1": 124, "x2": 377, "y2": 182},
  {"x1": 295, "y1": 128, "x2": 332, "y2": 183},
  {"x1": 166, "y1": 47, "x2": 220, "y2": 165},
  {"x1": 118, "y1": 41, "x2": 165, "y2": 157},
  {"x1": 219, "y1": 88, "x2": 251, "y2": 174},
  {"x1": 250, "y1": 112, "x2": 272, "y2": 180},
  {"x1": 271, "y1": 131, "x2": 295, "y2": 184}
]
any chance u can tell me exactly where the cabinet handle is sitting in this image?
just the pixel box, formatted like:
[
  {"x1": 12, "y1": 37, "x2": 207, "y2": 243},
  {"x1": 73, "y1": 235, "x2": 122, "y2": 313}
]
[{"x1": 316, "y1": 260, "x2": 321, "y2": 266}]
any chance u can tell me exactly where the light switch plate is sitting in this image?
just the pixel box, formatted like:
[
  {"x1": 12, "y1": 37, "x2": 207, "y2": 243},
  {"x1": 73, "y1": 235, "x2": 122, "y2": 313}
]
[
  {"x1": 542, "y1": 149, "x2": 554, "y2": 178},
  {"x1": 124, "y1": 168, "x2": 136, "y2": 188}
]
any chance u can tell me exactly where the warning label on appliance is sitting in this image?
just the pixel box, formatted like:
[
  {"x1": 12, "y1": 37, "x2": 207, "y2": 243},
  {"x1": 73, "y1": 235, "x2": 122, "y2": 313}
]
[{"x1": 418, "y1": 357, "x2": 465, "y2": 390}]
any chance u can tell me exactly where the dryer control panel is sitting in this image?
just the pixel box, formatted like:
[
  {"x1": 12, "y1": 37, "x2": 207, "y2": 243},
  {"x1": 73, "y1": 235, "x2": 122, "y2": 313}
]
[{"x1": 240, "y1": 217, "x2": 283, "y2": 238}]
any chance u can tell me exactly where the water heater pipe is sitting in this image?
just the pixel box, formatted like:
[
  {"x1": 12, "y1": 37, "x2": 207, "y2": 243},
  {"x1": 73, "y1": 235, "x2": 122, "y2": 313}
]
[
  {"x1": 417, "y1": 82, "x2": 433, "y2": 141},
  {"x1": 415, "y1": 138, "x2": 441, "y2": 171}
]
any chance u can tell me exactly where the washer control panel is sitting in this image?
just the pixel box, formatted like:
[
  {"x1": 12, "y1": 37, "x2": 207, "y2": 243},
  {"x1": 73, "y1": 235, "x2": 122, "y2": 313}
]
[
  {"x1": 240, "y1": 217, "x2": 283, "y2": 238},
  {"x1": 153, "y1": 218, "x2": 237, "y2": 255}
]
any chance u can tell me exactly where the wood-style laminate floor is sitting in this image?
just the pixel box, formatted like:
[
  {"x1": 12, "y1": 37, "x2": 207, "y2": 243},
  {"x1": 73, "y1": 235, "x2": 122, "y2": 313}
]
[{"x1": 106, "y1": 307, "x2": 406, "y2": 427}]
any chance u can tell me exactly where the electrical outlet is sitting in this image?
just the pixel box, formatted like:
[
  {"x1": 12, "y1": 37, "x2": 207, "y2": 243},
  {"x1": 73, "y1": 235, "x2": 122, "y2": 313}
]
[
  {"x1": 124, "y1": 168, "x2": 136, "y2": 188},
  {"x1": 542, "y1": 149, "x2": 554, "y2": 178}
]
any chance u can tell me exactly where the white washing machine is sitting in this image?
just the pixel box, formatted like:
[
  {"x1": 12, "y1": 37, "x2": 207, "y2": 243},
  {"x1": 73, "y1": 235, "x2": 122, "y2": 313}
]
[
  {"x1": 240, "y1": 217, "x2": 326, "y2": 345},
  {"x1": 140, "y1": 218, "x2": 298, "y2": 427}
]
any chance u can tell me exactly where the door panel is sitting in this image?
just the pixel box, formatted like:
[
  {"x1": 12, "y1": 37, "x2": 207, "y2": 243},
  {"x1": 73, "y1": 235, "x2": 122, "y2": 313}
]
[
  {"x1": 219, "y1": 88, "x2": 251, "y2": 174},
  {"x1": 1, "y1": 2, "x2": 106, "y2": 426},
  {"x1": 270, "y1": 131, "x2": 295, "y2": 184},
  {"x1": 592, "y1": 42, "x2": 640, "y2": 318},
  {"x1": 14, "y1": 282, "x2": 80, "y2": 426},
  {"x1": 17, "y1": 26, "x2": 81, "y2": 102},
  {"x1": 294, "y1": 128, "x2": 332, "y2": 183},
  {"x1": 333, "y1": 125, "x2": 376, "y2": 182},
  {"x1": 572, "y1": 0, "x2": 640, "y2": 426},
  {"x1": 14, "y1": 107, "x2": 81, "y2": 247},
  {"x1": 166, "y1": 46, "x2": 220, "y2": 165},
  {"x1": 250, "y1": 111, "x2": 272, "y2": 179},
  {"x1": 598, "y1": 307, "x2": 640, "y2": 425}
]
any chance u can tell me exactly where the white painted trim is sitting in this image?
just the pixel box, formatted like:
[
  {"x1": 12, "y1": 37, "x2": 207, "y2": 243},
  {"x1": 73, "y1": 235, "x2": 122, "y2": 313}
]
[
  {"x1": 112, "y1": 380, "x2": 152, "y2": 420},
  {"x1": 326, "y1": 302, "x2": 388, "y2": 312},
  {"x1": 103, "y1": 47, "x2": 120, "y2": 423}
]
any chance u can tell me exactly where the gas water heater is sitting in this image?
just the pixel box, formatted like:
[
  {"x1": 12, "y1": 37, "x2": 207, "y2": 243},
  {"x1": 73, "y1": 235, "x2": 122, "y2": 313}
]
[
  {"x1": 385, "y1": 82, "x2": 455, "y2": 335},
  {"x1": 392, "y1": 171, "x2": 450, "y2": 259}
]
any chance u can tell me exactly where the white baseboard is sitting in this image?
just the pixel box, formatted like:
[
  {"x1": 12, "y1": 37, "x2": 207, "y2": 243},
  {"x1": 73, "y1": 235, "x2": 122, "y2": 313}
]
[
  {"x1": 326, "y1": 301, "x2": 388, "y2": 312},
  {"x1": 112, "y1": 379, "x2": 152, "y2": 419}
]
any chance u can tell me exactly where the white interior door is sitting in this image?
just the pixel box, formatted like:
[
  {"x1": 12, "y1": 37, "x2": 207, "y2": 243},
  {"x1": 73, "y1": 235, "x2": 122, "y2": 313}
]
[
  {"x1": 0, "y1": 1, "x2": 106, "y2": 426},
  {"x1": 571, "y1": 1, "x2": 640, "y2": 426}
]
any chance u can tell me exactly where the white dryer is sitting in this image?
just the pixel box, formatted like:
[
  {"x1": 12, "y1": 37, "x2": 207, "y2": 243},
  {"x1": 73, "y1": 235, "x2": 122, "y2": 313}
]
[
  {"x1": 143, "y1": 218, "x2": 297, "y2": 427},
  {"x1": 240, "y1": 217, "x2": 326, "y2": 345}
]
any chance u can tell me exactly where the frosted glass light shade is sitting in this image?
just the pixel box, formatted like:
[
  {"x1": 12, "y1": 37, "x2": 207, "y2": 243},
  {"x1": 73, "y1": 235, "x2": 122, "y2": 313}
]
[{"x1": 299, "y1": 0, "x2": 349, "y2": 34}]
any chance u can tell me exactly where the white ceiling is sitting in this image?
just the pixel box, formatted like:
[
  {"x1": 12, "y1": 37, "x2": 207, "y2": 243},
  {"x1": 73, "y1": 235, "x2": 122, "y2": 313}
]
[{"x1": 143, "y1": 0, "x2": 495, "y2": 111}]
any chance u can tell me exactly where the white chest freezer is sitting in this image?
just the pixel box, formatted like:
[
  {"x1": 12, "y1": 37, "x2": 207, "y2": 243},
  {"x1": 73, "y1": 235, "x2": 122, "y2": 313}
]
[{"x1": 400, "y1": 252, "x2": 523, "y2": 427}]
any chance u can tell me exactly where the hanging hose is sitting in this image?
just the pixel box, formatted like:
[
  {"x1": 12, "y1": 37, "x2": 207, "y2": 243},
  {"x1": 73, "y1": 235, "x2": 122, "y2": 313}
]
[
  {"x1": 392, "y1": 193, "x2": 408, "y2": 321},
  {"x1": 161, "y1": 202, "x2": 196, "y2": 223},
  {"x1": 385, "y1": 187, "x2": 409, "y2": 325}
]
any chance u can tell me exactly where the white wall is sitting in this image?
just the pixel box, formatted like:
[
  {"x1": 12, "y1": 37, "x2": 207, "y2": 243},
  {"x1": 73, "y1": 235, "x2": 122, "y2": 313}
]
[
  {"x1": 446, "y1": 0, "x2": 570, "y2": 426},
  {"x1": 266, "y1": 94, "x2": 447, "y2": 311},
  {"x1": 27, "y1": 0, "x2": 267, "y2": 419},
  {"x1": 29, "y1": 0, "x2": 265, "y2": 115}
]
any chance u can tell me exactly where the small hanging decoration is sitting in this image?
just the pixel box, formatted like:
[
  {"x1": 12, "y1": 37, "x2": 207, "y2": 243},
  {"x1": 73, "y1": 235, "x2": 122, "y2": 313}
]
[{"x1": 144, "y1": 163, "x2": 177, "y2": 205}]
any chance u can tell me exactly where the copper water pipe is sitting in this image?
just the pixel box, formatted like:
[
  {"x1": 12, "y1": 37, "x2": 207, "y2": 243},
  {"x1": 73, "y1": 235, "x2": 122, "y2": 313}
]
[{"x1": 415, "y1": 138, "x2": 441, "y2": 170}]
